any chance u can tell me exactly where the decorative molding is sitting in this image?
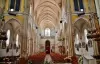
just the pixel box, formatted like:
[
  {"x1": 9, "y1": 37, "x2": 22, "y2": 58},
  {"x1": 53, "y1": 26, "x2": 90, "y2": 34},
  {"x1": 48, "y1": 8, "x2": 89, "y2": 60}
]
[{"x1": 41, "y1": 36, "x2": 55, "y2": 39}]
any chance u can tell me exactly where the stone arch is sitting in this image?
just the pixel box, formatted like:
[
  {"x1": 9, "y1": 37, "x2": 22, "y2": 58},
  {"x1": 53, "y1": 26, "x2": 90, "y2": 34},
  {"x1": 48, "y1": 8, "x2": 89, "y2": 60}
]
[
  {"x1": 5, "y1": 18, "x2": 22, "y2": 26},
  {"x1": 73, "y1": 17, "x2": 90, "y2": 34},
  {"x1": 73, "y1": 17, "x2": 91, "y2": 44},
  {"x1": 4, "y1": 18, "x2": 22, "y2": 55}
]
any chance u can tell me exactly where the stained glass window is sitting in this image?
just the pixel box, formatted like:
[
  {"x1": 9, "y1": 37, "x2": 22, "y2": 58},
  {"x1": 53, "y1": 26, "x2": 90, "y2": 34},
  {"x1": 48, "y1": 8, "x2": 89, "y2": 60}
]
[{"x1": 45, "y1": 28, "x2": 50, "y2": 36}]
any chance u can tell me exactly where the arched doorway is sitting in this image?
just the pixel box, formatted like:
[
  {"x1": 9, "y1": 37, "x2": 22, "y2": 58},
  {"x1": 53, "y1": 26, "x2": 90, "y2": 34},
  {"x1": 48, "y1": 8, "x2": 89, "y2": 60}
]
[{"x1": 45, "y1": 40, "x2": 50, "y2": 54}]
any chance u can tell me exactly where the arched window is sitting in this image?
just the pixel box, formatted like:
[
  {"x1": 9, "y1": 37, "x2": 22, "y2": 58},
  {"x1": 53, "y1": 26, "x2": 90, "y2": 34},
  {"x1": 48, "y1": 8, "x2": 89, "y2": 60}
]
[
  {"x1": 9, "y1": 0, "x2": 21, "y2": 11},
  {"x1": 6, "y1": 30, "x2": 10, "y2": 46},
  {"x1": 84, "y1": 29, "x2": 88, "y2": 44},
  {"x1": 45, "y1": 28, "x2": 50, "y2": 36},
  {"x1": 76, "y1": 34, "x2": 79, "y2": 44},
  {"x1": 75, "y1": 34, "x2": 80, "y2": 51},
  {"x1": 73, "y1": 0, "x2": 84, "y2": 11},
  {"x1": 16, "y1": 34, "x2": 19, "y2": 47}
]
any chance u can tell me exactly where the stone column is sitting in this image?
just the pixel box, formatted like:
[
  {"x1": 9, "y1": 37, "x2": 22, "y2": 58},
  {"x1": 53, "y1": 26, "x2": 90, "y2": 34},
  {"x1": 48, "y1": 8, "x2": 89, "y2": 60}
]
[
  {"x1": 95, "y1": 0, "x2": 100, "y2": 25},
  {"x1": 67, "y1": 0, "x2": 74, "y2": 56},
  {"x1": 20, "y1": 33, "x2": 23, "y2": 57},
  {"x1": 34, "y1": 40, "x2": 36, "y2": 53},
  {"x1": 93, "y1": 41, "x2": 99, "y2": 55},
  {"x1": 31, "y1": 39, "x2": 33, "y2": 55},
  {"x1": 20, "y1": 26, "x2": 24, "y2": 57},
  {"x1": 29, "y1": 38, "x2": 33, "y2": 55},
  {"x1": 21, "y1": 14, "x2": 29, "y2": 58}
]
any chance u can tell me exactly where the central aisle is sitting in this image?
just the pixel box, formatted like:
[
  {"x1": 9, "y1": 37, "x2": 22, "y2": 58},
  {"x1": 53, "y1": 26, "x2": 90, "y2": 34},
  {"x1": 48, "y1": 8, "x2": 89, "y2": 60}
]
[
  {"x1": 44, "y1": 54, "x2": 54, "y2": 64},
  {"x1": 28, "y1": 52, "x2": 74, "y2": 64}
]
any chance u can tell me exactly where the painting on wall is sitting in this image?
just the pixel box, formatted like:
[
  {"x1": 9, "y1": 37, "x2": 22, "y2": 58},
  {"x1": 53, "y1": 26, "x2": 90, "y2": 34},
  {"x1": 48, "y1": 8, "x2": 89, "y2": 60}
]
[
  {"x1": 75, "y1": 44, "x2": 79, "y2": 51},
  {"x1": 77, "y1": 47, "x2": 79, "y2": 51},
  {"x1": 16, "y1": 47, "x2": 19, "y2": 52},
  {"x1": 82, "y1": 42, "x2": 86, "y2": 48},
  {"x1": 2, "y1": 41, "x2": 6, "y2": 49},
  {"x1": 13, "y1": 44, "x2": 17, "y2": 49},
  {"x1": 8, "y1": 43, "x2": 12, "y2": 49},
  {"x1": 79, "y1": 43, "x2": 81, "y2": 48},
  {"x1": 77, "y1": 45, "x2": 79, "y2": 51},
  {"x1": 86, "y1": 44, "x2": 88, "y2": 51},
  {"x1": 88, "y1": 40, "x2": 92, "y2": 47},
  {"x1": 6, "y1": 47, "x2": 9, "y2": 52},
  {"x1": 75, "y1": 44, "x2": 77, "y2": 48}
]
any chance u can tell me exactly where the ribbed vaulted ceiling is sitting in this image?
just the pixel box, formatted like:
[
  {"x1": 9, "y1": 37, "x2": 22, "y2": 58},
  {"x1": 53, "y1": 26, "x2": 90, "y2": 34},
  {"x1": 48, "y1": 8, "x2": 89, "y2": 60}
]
[{"x1": 34, "y1": 0, "x2": 62, "y2": 29}]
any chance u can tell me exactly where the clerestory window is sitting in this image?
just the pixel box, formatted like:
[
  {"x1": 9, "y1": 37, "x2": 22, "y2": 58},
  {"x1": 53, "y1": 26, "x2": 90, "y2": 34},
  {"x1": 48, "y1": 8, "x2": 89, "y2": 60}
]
[
  {"x1": 73, "y1": 0, "x2": 84, "y2": 12},
  {"x1": 45, "y1": 28, "x2": 50, "y2": 36},
  {"x1": 9, "y1": 0, "x2": 21, "y2": 11}
]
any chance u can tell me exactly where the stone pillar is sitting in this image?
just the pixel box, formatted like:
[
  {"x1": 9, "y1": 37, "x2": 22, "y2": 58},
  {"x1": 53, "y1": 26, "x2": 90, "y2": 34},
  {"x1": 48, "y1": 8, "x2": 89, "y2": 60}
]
[
  {"x1": 36, "y1": 34, "x2": 38, "y2": 53},
  {"x1": 32, "y1": 39, "x2": 34, "y2": 54},
  {"x1": 31, "y1": 39, "x2": 33, "y2": 55},
  {"x1": 20, "y1": 33, "x2": 27, "y2": 58},
  {"x1": 28, "y1": 38, "x2": 30, "y2": 56},
  {"x1": 30, "y1": 38, "x2": 33, "y2": 55},
  {"x1": 65, "y1": 37, "x2": 68, "y2": 55},
  {"x1": 20, "y1": 27, "x2": 24, "y2": 57},
  {"x1": 95, "y1": 0, "x2": 100, "y2": 25},
  {"x1": 22, "y1": 36, "x2": 27, "y2": 57},
  {"x1": 34, "y1": 40, "x2": 36, "y2": 53},
  {"x1": 21, "y1": 14, "x2": 29, "y2": 58},
  {"x1": 93, "y1": 41, "x2": 99, "y2": 55},
  {"x1": 67, "y1": 0, "x2": 74, "y2": 56}
]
